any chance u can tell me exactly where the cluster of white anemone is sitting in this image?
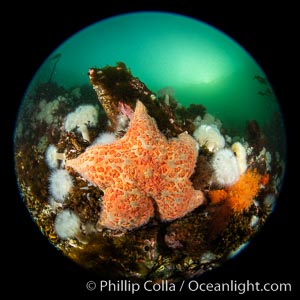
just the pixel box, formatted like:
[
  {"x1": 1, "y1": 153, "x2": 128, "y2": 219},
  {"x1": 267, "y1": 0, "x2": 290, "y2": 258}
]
[
  {"x1": 193, "y1": 117, "x2": 248, "y2": 187},
  {"x1": 211, "y1": 142, "x2": 247, "y2": 187},
  {"x1": 64, "y1": 105, "x2": 98, "y2": 142},
  {"x1": 45, "y1": 150, "x2": 77, "y2": 239},
  {"x1": 54, "y1": 209, "x2": 81, "y2": 240},
  {"x1": 193, "y1": 124, "x2": 225, "y2": 153},
  {"x1": 44, "y1": 104, "x2": 100, "y2": 240}
]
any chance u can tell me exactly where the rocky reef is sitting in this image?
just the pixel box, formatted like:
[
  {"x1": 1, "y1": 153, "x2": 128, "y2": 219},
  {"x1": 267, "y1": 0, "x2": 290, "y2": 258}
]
[{"x1": 14, "y1": 62, "x2": 285, "y2": 281}]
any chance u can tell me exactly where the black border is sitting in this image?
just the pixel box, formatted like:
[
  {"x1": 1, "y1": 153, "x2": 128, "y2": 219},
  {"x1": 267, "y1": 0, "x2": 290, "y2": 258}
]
[{"x1": 5, "y1": 2, "x2": 295, "y2": 297}]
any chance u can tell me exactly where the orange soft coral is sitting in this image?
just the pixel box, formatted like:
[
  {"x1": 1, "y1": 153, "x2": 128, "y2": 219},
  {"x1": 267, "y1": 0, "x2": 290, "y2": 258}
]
[
  {"x1": 227, "y1": 169, "x2": 261, "y2": 213},
  {"x1": 66, "y1": 101, "x2": 204, "y2": 230},
  {"x1": 208, "y1": 169, "x2": 261, "y2": 213},
  {"x1": 208, "y1": 189, "x2": 227, "y2": 205}
]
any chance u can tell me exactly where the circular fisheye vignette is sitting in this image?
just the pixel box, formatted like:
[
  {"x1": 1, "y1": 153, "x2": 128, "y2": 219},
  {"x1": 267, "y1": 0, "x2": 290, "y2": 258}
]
[{"x1": 14, "y1": 11, "x2": 286, "y2": 281}]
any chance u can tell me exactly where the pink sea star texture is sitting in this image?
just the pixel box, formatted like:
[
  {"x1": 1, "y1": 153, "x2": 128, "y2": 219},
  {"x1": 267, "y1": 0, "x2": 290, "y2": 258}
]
[{"x1": 66, "y1": 101, "x2": 204, "y2": 230}]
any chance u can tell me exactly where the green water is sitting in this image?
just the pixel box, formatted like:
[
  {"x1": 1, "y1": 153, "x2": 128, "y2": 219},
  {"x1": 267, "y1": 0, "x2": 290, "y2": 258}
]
[{"x1": 34, "y1": 11, "x2": 280, "y2": 133}]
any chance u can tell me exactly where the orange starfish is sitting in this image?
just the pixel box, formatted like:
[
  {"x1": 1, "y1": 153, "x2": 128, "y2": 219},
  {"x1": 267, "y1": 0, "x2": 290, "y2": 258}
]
[{"x1": 66, "y1": 101, "x2": 204, "y2": 230}]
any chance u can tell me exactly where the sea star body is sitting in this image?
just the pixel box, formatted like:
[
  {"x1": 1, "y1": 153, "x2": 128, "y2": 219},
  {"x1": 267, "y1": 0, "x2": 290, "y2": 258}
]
[{"x1": 66, "y1": 101, "x2": 204, "y2": 230}]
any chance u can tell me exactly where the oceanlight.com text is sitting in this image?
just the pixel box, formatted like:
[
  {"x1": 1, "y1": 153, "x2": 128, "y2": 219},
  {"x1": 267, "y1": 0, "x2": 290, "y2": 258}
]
[
  {"x1": 86, "y1": 279, "x2": 292, "y2": 294},
  {"x1": 187, "y1": 280, "x2": 292, "y2": 294}
]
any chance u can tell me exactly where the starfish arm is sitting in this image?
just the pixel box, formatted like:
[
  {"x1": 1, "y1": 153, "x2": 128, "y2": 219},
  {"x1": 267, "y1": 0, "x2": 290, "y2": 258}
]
[
  {"x1": 155, "y1": 180, "x2": 204, "y2": 221},
  {"x1": 98, "y1": 185, "x2": 155, "y2": 230},
  {"x1": 65, "y1": 142, "x2": 135, "y2": 189},
  {"x1": 126, "y1": 101, "x2": 166, "y2": 147},
  {"x1": 167, "y1": 133, "x2": 199, "y2": 177}
]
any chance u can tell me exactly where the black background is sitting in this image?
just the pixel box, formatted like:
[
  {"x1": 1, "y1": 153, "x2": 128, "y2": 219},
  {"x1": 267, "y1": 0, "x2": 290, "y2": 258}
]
[{"x1": 4, "y1": 1, "x2": 296, "y2": 298}]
